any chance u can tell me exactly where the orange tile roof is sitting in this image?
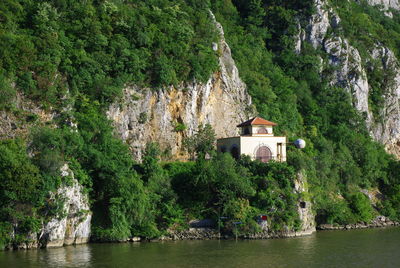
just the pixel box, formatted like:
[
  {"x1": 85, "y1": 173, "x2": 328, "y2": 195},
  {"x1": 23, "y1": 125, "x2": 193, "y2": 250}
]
[{"x1": 236, "y1": 117, "x2": 277, "y2": 127}]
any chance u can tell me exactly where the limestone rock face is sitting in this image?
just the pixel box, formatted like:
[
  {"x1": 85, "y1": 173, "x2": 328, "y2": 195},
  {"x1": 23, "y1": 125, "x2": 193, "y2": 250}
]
[
  {"x1": 298, "y1": 0, "x2": 400, "y2": 158},
  {"x1": 0, "y1": 92, "x2": 55, "y2": 140},
  {"x1": 364, "y1": 0, "x2": 400, "y2": 17},
  {"x1": 40, "y1": 164, "x2": 91, "y2": 248},
  {"x1": 366, "y1": 0, "x2": 400, "y2": 10},
  {"x1": 324, "y1": 36, "x2": 372, "y2": 122},
  {"x1": 107, "y1": 13, "x2": 254, "y2": 160},
  {"x1": 306, "y1": 0, "x2": 332, "y2": 49},
  {"x1": 8, "y1": 164, "x2": 91, "y2": 250},
  {"x1": 294, "y1": 172, "x2": 316, "y2": 235},
  {"x1": 369, "y1": 47, "x2": 400, "y2": 155}
]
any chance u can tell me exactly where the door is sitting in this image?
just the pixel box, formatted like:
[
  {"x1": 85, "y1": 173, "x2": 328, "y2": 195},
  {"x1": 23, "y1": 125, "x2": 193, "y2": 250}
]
[{"x1": 256, "y1": 146, "x2": 272, "y2": 163}]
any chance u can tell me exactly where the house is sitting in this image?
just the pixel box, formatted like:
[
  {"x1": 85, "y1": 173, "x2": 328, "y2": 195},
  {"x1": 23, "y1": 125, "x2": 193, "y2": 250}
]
[{"x1": 217, "y1": 117, "x2": 287, "y2": 162}]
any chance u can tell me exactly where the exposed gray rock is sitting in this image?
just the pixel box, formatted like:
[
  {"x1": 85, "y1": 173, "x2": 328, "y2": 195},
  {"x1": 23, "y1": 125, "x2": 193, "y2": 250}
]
[
  {"x1": 8, "y1": 164, "x2": 92, "y2": 250},
  {"x1": 294, "y1": 171, "x2": 316, "y2": 235},
  {"x1": 299, "y1": 0, "x2": 400, "y2": 158},
  {"x1": 324, "y1": 36, "x2": 372, "y2": 123},
  {"x1": 40, "y1": 164, "x2": 91, "y2": 248},
  {"x1": 303, "y1": 1, "x2": 372, "y2": 124},
  {"x1": 306, "y1": 0, "x2": 332, "y2": 49},
  {"x1": 130, "y1": 237, "x2": 141, "y2": 242},
  {"x1": 360, "y1": 188, "x2": 385, "y2": 207},
  {"x1": 318, "y1": 215, "x2": 399, "y2": 230},
  {"x1": 366, "y1": 0, "x2": 400, "y2": 10},
  {"x1": 295, "y1": 23, "x2": 306, "y2": 54},
  {"x1": 107, "y1": 12, "x2": 254, "y2": 160},
  {"x1": 365, "y1": 0, "x2": 400, "y2": 16},
  {"x1": 369, "y1": 46, "x2": 400, "y2": 155},
  {"x1": 167, "y1": 228, "x2": 220, "y2": 240},
  {"x1": 0, "y1": 92, "x2": 55, "y2": 140}
]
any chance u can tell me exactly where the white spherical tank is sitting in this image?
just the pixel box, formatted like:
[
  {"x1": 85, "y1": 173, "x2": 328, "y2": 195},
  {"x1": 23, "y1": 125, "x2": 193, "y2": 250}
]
[{"x1": 294, "y1": 139, "x2": 306, "y2": 149}]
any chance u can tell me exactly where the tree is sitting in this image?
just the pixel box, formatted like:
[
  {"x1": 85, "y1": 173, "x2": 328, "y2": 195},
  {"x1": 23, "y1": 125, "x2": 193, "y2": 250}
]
[
  {"x1": 0, "y1": 139, "x2": 41, "y2": 205},
  {"x1": 184, "y1": 124, "x2": 216, "y2": 159},
  {"x1": 0, "y1": 139, "x2": 43, "y2": 248},
  {"x1": 141, "y1": 142, "x2": 183, "y2": 233}
]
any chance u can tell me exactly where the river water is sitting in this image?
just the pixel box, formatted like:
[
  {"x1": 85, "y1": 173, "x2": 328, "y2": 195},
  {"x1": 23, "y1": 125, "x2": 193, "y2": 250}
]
[{"x1": 1, "y1": 227, "x2": 399, "y2": 268}]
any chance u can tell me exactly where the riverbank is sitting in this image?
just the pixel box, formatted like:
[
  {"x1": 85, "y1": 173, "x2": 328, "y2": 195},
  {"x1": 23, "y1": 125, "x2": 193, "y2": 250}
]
[
  {"x1": 4, "y1": 216, "x2": 399, "y2": 250},
  {"x1": 2, "y1": 227, "x2": 400, "y2": 267},
  {"x1": 128, "y1": 215, "x2": 398, "y2": 242},
  {"x1": 158, "y1": 227, "x2": 317, "y2": 242},
  {"x1": 318, "y1": 216, "x2": 400, "y2": 231}
]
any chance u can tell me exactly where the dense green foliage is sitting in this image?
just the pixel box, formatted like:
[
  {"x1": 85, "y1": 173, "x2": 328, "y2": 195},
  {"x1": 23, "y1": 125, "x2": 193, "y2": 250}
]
[
  {"x1": 166, "y1": 153, "x2": 300, "y2": 234},
  {"x1": 183, "y1": 123, "x2": 216, "y2": 159},
  {"x1": 1, "y1": 0, "x2": 400, "y2": 248},
  {"x1": 0, "y1": 0, "x2": 218, "y2": 245},
  {"x1": 0, "y1": 130, "x2": 302, "y2": 245},
  {"x1": 211, "y1": 0, "x2": 400, "y2": 225},
  {"x1": 0, "y1": 0, "x2": 219, "y2": 105},
  {"x1": 0, "y1": 140, "x2": 42, "y2": 248}
]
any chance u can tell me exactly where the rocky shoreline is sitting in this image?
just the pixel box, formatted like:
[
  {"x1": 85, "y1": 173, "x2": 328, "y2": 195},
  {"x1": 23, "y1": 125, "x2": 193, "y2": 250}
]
[
  {"x1": 5, "y1": 221, "x2": 400, "y2": 250},
  {"x1": 133, "y1": 227, "x2": 317, "y2": 242},
  {"x1": 317, "y1": 216, "x2": 400, "y2": 231},
  {"x1": 146, "y1": 225, "x2": 317, "y2": 242},
  {"x1": 134, "y1": 216, "x2": 399, "y2": 242}
]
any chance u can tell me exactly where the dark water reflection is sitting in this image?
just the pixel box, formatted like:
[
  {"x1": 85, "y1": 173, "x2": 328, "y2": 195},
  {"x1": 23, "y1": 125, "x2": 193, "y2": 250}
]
[{"x1": 1, "y1": 227, "x2": 399, "y2": 267}]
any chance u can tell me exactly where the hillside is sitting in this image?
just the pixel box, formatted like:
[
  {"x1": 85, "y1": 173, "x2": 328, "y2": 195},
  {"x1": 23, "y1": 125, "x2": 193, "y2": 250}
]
[{"x1": 1, "y1": 0, "x2": 400, "y2": 249}]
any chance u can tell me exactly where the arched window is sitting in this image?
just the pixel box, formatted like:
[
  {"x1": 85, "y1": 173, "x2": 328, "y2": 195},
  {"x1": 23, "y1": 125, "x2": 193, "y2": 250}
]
[
  {"x1": 231, "y1": 146, "x2": 239, "y2": 159},
  {"x1": 257, "y1": 127, "x2": 268, "y2": 134},
  {"x1": 255, "y1": 146, "x2": 272, "y2": 163},
  {"x1": 243, "y1": 127, "x2": 250, "y2": 135}
]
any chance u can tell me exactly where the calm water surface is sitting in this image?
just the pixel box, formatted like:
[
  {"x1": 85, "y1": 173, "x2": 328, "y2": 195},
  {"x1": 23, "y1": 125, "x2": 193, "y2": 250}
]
[{"x1": 1, "y1": 227, "x2": 399, "y2": 268}]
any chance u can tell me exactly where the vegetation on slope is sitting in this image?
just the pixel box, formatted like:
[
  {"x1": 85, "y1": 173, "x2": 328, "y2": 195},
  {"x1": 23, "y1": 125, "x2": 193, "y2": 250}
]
[
  {"x1": 332, "y1": 0, "x2": 400, "y2": 117},
  {"x1": 211, "y1": 0, "x2": 400, "y2": 225},
  {"x1": 1, "y1": 0, "x2": 400, "y2": 247},
  {"x1": 0, "y1": 0, "x2": 219, "y2": 107}
]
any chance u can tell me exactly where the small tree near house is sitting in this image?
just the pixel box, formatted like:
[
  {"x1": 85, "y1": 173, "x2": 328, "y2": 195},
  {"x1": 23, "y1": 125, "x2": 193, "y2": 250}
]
[{"x1": 183, "y1": 124, "x2": 216, "y2": 160}]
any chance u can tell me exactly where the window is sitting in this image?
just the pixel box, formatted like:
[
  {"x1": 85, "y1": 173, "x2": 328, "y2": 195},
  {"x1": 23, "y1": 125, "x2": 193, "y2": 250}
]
[{"x1": 257, "y1": 127, "x2": 268, "y2": 134}]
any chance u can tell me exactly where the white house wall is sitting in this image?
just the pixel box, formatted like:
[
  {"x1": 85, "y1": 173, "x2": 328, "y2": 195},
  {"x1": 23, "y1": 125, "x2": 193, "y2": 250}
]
[{"x1": 240, "y1": 136, "x2": 287, "y2": 162}]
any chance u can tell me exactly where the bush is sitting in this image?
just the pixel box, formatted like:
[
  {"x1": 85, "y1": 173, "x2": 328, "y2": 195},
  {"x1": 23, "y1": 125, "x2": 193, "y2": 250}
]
[
  {"x1": 0, "y1": 0, "x2": 219, "y2": 106},
  {"x1": 0, "y1": 74, "x2": 15, "y2": 110},
  {"x1": 0, "y1": 139, "x2": 45, "y2": 246},
  {"x1": 0, "y1": 222, "x2": 12, "y2": 250},
  {"x1": 0, "y1": 139, "x2": 42, "y2": 204},
  {"x1": 347, "y1": 192, "x2": 374, "y2": 223},
  {"x1": 183, "y1": 124, "x2": 216, "y2": 159},
  {"x1": 316, "y1": 198, "x2": 354, "y2": 225},
  {"x1": 174, "y1": 122, "x2": 187, "y2": 132}
]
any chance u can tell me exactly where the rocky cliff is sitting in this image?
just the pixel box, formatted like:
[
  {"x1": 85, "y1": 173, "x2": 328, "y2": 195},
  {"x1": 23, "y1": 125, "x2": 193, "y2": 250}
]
[
  {"x1": 294, "y1": 172, "x2": 316, "y2": 236},
  {"x1": 107, "y1": 14, "x2": 254, "y2": 160},
  {"x1": 366, "y1": 0, "x2": 400, "y2": 16},
  {"x1": 8, "y1": 164, "x2": 91, "y2": 250},
  {"x1": 39, "y1": 164, "x2": 91, "y2": 248},
  {"x1": 298, "y1": 0, "x2": 400, "y2": 158},
  {"x1": 0, "y1": 92, "x2": 55, "y2": 140}
]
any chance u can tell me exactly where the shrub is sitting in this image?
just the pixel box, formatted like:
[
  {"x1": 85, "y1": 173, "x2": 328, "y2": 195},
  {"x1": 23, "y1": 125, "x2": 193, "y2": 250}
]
[
  {"x1": 347, "y1": 192, "x2": 374, "y2": 223},
  {"x1": 174, "y1": 122, "x2": 187, "y2": 132},
  {"x1": 0, "y1": 74, "x2": 15, "y2": 110}
]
